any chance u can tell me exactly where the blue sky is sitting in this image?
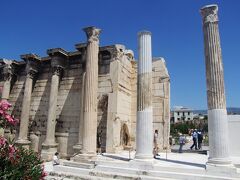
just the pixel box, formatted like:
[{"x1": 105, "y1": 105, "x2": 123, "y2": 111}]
[{"x1": 0, "y1": 0, "x2": 239, "y2": 109}]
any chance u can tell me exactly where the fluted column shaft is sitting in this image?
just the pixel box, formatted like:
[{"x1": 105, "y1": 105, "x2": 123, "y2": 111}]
[
  {"x1": 82, "y1": 27, "x2": 101, "y2": 154},
  {"x1": 200, "y1": 4, "x2": 231, "y2": 166},
  {"x1": 43, "y1": 67, "x2": 62, "y2": 145},
  {"x1": 135, "y1": 31, "x2": 153, "y2": 159},
  {"x1": 17, "y1": 71, "x2": 35, "y2": 145}
]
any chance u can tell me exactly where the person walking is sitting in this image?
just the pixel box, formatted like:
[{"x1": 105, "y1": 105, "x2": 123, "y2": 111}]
[
  {"x1": 153, "y1": 129, "x2": 159, "y2": 158},
  {"x1": 190, "y1": 130, "x2": 198, "y2": 150},
  {"x1": 178, "y1": 133, "x2": 186, "y2": 153},
  {"x1": 197, "y1": 130, "x2": 203, "y2": 150},
  {"x1": 97, "y1": 131, "x2": 102, "y2": 155}
]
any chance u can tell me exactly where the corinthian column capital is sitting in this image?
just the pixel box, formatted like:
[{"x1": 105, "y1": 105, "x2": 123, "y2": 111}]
[
  {"x1": 27, "y1": 69, "x2": 38, "y2": 79},
  {"x1": 52, "y1": 66, "x2": 63, "y2": 76},
  {"x1": 83, "y1": 26, "x2": 101, "y2": 43},
  {"x1": 200, "y1": 4, "x2": 218, "y2": 24},
  {"x1": 2, "y1": 62, "x2": 14, "y2": 81}
]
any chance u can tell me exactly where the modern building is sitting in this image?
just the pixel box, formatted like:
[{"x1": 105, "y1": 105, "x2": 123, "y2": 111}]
[{"x1": 171, "y1": 106, "x2": 194, "y2": 123}]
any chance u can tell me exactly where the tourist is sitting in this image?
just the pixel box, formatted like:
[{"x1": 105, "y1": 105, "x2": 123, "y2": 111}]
[
  {"x1": 153, "y1": 129, "x2": 159, "y2": 158},
  {"x1": 197, "y1": 130, "x2": 203, "y2": 150},
  {"x1": 53, "y1": 152, "x2": 60, "y2": 166},
  {"x1": 190, "y1": 130, "x2": 198, "y2": 150},
  {"x1": 178, "y1": 133, "x2": 185, "y2": 153},
  {"x1": 97, "y1": 131, "x2": 102, "y2": 155}
]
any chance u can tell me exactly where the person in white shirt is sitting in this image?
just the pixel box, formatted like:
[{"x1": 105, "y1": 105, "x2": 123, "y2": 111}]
[{"x1": 53, "y1": 152, "x2": 60, "y2": 165}]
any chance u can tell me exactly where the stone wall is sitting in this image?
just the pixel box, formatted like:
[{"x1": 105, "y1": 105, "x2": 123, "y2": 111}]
[{"x1": 0, "y1": 44, "x2": 170, "y2": 157}]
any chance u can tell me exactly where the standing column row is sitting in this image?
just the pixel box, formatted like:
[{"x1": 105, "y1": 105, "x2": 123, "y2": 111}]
[
  {"x1": 200, "y1": 4, "x2": 232, "y2": 166},
  {"x1": 135, "y1": 31, "x2": 153, "y2": 159}
]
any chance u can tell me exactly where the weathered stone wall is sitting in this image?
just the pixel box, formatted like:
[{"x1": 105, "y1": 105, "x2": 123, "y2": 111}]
[
  {"x1": 0, "y1": 44, "x2": 170, "y2": 157},
  {"x1": 130, "y1": 57, "x2": 170, "y2": 152},
  {"x1": 152, "y1": 58, "x2": 170, "y2": 151}
]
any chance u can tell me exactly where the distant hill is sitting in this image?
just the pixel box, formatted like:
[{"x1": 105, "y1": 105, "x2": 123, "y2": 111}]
[{"x1": 193, "y1": 107, "x2": 240, "y2": 115}]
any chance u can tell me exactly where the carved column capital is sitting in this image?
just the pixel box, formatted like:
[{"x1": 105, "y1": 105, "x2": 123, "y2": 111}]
[
  {"x1": 2, "y1": 59, "x2": 14, "y2": 81},
  {"x1": 52, "y1": 66, "x2": 63, "y2": 76},
  {"x1": 200, "y1": 4, "x2": 218, "y2": 24},
  {"x1": 27, "y1": 69, "x2": 38, "y2": 79},
  {"x1": 83, "y1": 26, "x2": 101, "y2": 43}
]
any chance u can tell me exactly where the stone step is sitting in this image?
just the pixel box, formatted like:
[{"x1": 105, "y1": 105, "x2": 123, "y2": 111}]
[
  {"x1": 50, "y1": 165, "x2": 176, "y2": 180},
  {"x1": 95, "y1": 165, "x2": 239, "y2": 180},
  {"x1": 171, "y1": 149, "x2": 208, "y2": 155},
  {"x1": 63, "y1": 160, "x2": 95, "y2": 169},
  {"x1": 50, "y1": 163, "x2": 240, "y2": 180}
]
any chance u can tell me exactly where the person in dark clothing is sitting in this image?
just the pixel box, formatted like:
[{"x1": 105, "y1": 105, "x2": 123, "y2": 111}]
[
  {"x1": 197, "y1": 130, "x2": 203, "y2": 150},
  {"x1": 190, "y1": 130, "x2": 198, "y2": 150},
  {"x1": 97, "y1": 131, "x2": 102, "y2": 154}
]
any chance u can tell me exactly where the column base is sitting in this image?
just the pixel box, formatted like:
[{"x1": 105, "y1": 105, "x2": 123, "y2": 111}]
[
  {"x1": 73, "y1": 143, "x2": 82, "y2": 154},
  {"x1": 41, "y1": 143, "x2": 58, "y2": 161},
  {"x1": 130, "y1": 158, "x2": 154, "y2": 171},
  {"x1": 135, "y1": 153, "x2": 154, "y2": 160},
  {"x1": 15, "y1": 139, "x2": 31, "y2": 149},
  {"x1": 73, "y1": 153, "x2": 97, "y2": 163},
  {"x1": 206, "y1": 162, "x2": 237, "y2": 176},
  {"x1": 207, "y1": 157, "x2": 232, "y2": 166}
]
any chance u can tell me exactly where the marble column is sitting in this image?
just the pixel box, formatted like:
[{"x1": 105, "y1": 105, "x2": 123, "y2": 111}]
[
  {"x1": 135, "y1": 31, "x2": 153, "y2": 159},
  {"x1": 81, "y1": 26, "x2": 101, "y2": 155},
  {"x1": 16, "y1": 54, "x2": 40, "y2": 148},
  {"x1": 2, "y1": 60, "x2": 14, "y2": 100},
  {"x1": 200, "y1": 5, "x2": 231, "y2": 166},
  {"x1": 41, "y1": 48, "x2": 67, "y2": 160}
]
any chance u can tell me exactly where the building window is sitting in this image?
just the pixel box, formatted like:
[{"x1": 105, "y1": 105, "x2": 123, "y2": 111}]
[
  {"x1": 188, "y1": 112, "x2": 190, "y2": 115},
  {"x1": 188, "y1": 118, "x2": 190, "y2": 120},
  {"x1": 177, "y1": 118, "x2": 180, "y2": 120},
  {"x1": 183, "y1": 112, "x2": 185, "y2": 116},
  {"x1": 177, "y1": 112, "x2": 180, "y2": 115}
]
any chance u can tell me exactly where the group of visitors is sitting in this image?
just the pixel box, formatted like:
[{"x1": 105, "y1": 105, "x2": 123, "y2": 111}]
[
  {"x1": 178, "y1": 129, "x2": 203, "y2": 153},
  {"x1": 190, "y1": 129, "x2": 203, "y2": 150}
]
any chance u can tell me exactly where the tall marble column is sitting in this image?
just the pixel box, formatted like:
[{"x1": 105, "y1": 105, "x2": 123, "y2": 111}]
[
  {"x1": 1, "y1": 60, "x2": 14, "y2": 100},
  {"x1": 200, "y1": 5, "x2": 231, "y2": 166},
  {"x1": 41, "y1": 48, "x2": 67, "y2": 160},
  {"x1": 135, "y1": 31, "x2": 153, "y2": 159},
  {"x1": 16, "y1": 54, "x2": 40, "y2": 148},
  {"x1": 81, "y1": 26, "x2": 101, "y2": 156}
]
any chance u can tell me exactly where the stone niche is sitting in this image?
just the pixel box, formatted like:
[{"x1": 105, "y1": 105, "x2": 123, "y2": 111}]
[{"x1": 0, "y1": 43, "x2": 170, "y2": 157}]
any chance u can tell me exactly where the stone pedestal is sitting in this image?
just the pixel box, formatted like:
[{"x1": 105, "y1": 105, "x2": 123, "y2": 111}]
[
  {"x1": 16, "y1": 54, "x2": 40, "y2": 148},
  {"x1": 200, "y1": 4, "x2": 232, "y2": 167},
  {"x1": 135, "y1": 31, "x2": 153, "y2": 160},
  {"x1": 41, "y1": 48, "x2": 67, "y2": 160}
]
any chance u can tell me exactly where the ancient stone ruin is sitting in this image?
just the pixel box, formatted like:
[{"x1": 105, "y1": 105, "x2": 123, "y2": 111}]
[{"x1": 0, "y1": 26, "x2": 170, "y2": 160}]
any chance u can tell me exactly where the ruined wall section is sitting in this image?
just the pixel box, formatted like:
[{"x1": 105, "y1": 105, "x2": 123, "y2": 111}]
[
  {"x1": 130, "y1": 58, "x2": 170, "y2": 151},
  {"x1": 152, "y1": 58, "x2": 170, "y2": 151}
]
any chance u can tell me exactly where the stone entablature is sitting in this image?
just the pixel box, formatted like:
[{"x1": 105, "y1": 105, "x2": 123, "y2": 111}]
[{"x1": 0, "y1": 30, "x2": 170, "y2": 158}]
